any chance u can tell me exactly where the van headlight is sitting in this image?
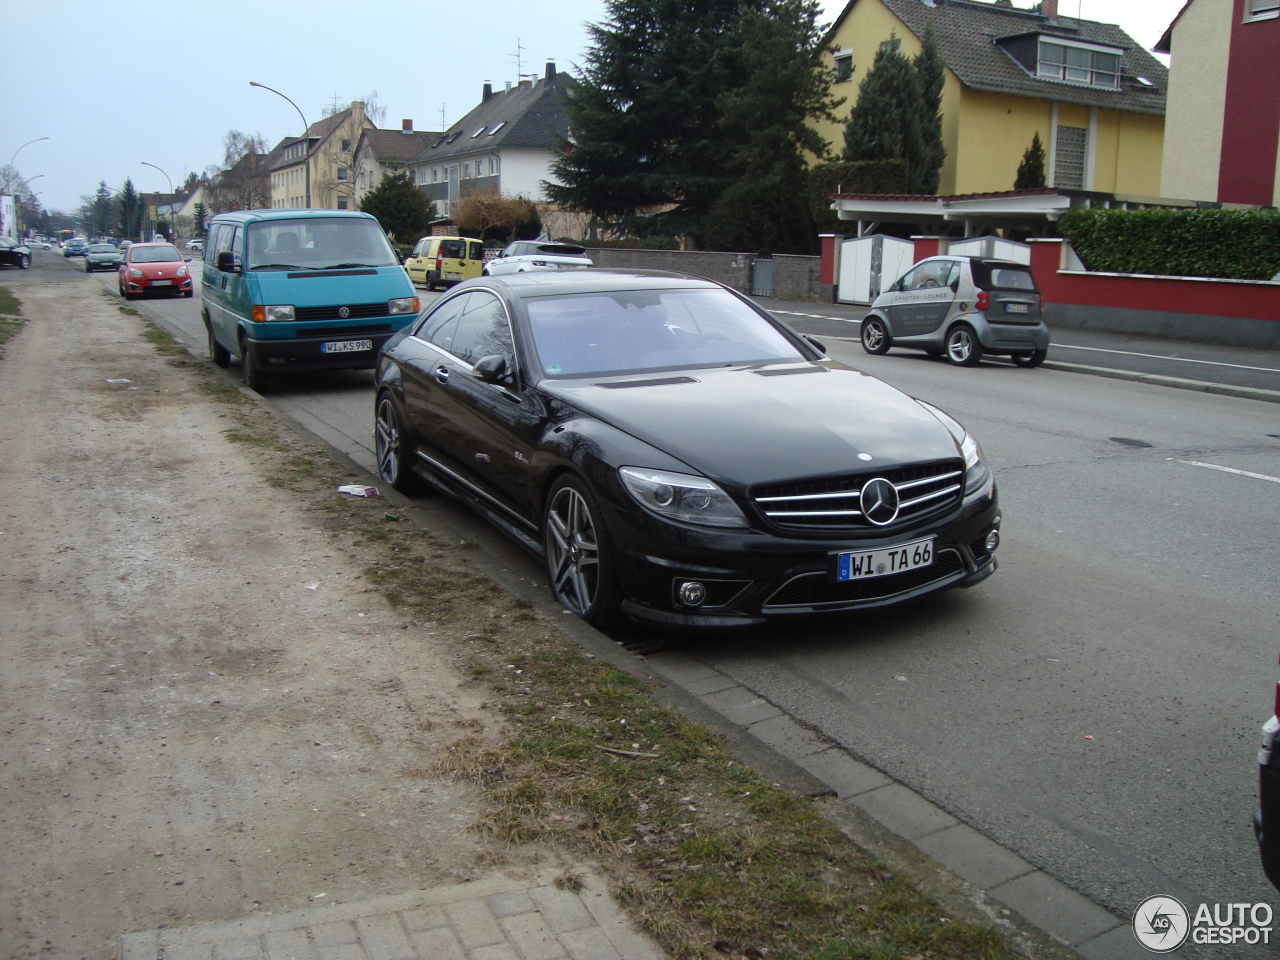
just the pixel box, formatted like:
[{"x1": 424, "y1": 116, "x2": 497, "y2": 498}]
[
  {"x1": 252, "y1": 305, "x2": 295, "y2": 323},
  {"x1": 388, "y1": 296, "x2": 419, "y2": 315},
  {"x1": 961, "y1": 433, "x2": 990, "y2": 493},
  {"x1": 619, "y1": 467, "x2": 749, "y2": 528}
]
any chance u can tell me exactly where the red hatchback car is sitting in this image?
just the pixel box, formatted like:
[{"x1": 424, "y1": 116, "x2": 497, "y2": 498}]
[{"x1": 118, "y1": 242, "x2": 194, "y2": 299}]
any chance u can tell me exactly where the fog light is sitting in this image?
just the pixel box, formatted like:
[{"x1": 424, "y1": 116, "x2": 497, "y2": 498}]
[
  {"x1": 985, "y1": 530, "x2": 1000, "y2": 552},
  {"x1": 677, "y1": 581, "x2": 706, "y2": 606}
]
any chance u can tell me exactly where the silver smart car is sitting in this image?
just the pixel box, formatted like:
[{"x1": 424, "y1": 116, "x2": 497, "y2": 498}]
[{"x1": 861, "y1": 256, "x2": 1050, "y2": 367}]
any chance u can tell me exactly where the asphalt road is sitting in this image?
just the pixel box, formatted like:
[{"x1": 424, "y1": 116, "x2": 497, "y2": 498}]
[{"x1": 37, "y1": 247, "x2": 1280, "y2": 951}]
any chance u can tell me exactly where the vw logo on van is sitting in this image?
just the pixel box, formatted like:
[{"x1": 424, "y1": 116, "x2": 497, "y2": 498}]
[{"x1": 338, "y1": 306, "x2": 350, "y2": 319}]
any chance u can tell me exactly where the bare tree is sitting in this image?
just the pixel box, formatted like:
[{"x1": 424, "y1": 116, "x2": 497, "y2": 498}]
[{"x1": 205, "y1": 130, "x2": 271, "y2": 212}]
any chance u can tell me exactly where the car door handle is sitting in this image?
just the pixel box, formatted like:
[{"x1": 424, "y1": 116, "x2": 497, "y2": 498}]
[{"x1": 434, "y1": 365, "x2": 449, "y2": 384}]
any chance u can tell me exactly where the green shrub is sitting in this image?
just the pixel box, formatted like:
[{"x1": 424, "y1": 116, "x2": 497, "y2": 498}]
[
  {"x1": 809, "y1": 160, "x2": 909, "y2": 234},
  {"x1": 1058, "y1": 207, "x2": 1280, "y2": 280}
]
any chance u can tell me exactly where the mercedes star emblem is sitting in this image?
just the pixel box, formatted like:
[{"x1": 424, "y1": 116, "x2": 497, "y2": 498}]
[{"x1": 860, "y1": 477, "x2": 900, "y2": 526}]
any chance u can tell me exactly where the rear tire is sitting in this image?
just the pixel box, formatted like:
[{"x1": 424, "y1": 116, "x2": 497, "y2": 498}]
[
  {"x1": 1012, "y1": 347, "x2": 1048, "y2": 368},
  {"x1": 240, "y1": 342, "x2": 271, "y2": 393},
  {"x1": 206, "y1": 319, "x2": 231, "y2": 368},
  {"x1": 426, "y1": 271, "x2": 438, "y2": 292},
  {"x1": 860, "y1": 317, "x2": 891, "y2": 355},
  {"x1": 945, "y1": 323, "x2": 983, "y2": 367}
]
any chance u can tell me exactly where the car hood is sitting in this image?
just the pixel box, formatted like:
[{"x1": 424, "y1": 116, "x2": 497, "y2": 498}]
[
  {"x1": 131, "y1": 261, "x2": 185, "y2": 275},
  {"x1": 540, "y1": 362, "x2": 962, "y2": 487},
  {"x1": 252, "y1": 267, "x2": 410, "y2": 308}
]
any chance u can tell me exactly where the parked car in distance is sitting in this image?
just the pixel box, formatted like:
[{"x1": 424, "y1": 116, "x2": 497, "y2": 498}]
[
  {"x1": 404, "y1": 236, "x2": 485, "y2": 290},
  {"x1": 25, "y1": 237, "x2": 52, "y2": 250},
  {"x1": 1257, "y1": 656, "x2": 1280, "y2": 889},
  {"x1": 375, "y1": 269, "x2": 1000, "y2": 630},
  {"x1": 84, "y1": 243, "x2": 122, "y2": 272},
  {"x1": 861, "y1": 256, "x2": 1050, "y2": 368},
  {"x1": 185, "y1": 238, "x2": 204, "y2": 251},
  {"x1": 62, "y1": 238, "x2": 89, "y2": 258},
  {"x1": 202, "y1": 208, "x2": 419, "y2": 393},
  {"x1": 119, "y1": 242, "x2": 193, "y2": 300},
  {"x1": 483, "y1": 240, "x2": 592, "y2": 276},
  {"x1": 0, "y1": 236, "x2": 32, "y2": 269}
]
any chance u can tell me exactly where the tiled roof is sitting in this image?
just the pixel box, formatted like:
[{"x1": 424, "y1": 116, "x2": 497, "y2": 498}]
[
  {"x1": 269, "y1": 105, "x2": 361, "y2": 171},
  {"x1": 357, "y1": 129, "x2": 441, "y2": 165},
  {"x1": 408, "y1": 72, "x2": 571, "y2": 166},
  {"x1": 847, "y1": 0, "x2": 1167, "y2": 116}
]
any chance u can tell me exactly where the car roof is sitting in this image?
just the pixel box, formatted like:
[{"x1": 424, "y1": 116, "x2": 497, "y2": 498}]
[
  {"x1": 469, "y1": 268, "x2": 722, "y2": 299},
  {"x1": 207, "y1": 208, "x2": 379, "y2": 226}
]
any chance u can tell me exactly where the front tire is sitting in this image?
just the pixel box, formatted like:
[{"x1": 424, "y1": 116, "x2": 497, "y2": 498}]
[
  {"x1": 1012, "y1": 347, "x2": 1048, "y2": 368},
  {"x1": 375, "y1": 392, "x2": 424, "y2": 495},
  {"x1": 544, "y1": 475, "x2": 621, "y2": 629},
  {"x1": 19, "y1": 254, "x2": 30, "y2": 269},
  {"x1": 860, "y1": 317, "x2": 891, "y2": 355},
  {"x1": 946, "y1": 324, "x2": 983, "y2": 367},
  {"x1": 240, "y1": 342, "x2": 270, "y2": 393}
]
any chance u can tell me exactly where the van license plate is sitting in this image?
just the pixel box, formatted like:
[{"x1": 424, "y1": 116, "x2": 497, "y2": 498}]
[
  {"x1": 322, "y1": 339, "x2": 373, "y2": 354},
  {"x1": 837, "y1": 537, "x2": 934, "y2": 581},
  {"x1": 1005, "y1": 303, "x2": 1029, "y2": 314},
  {"x1": 444, "y1": 272, "x2": 462, "y2": 280}
]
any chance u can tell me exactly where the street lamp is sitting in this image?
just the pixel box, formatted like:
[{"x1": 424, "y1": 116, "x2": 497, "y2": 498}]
[
  {"x1": 9, "y1": 136, "x2": 49, "y2": 168},
  {"x1": 250, "y1": 80, "x2": 311, "y2": 208},
  {"x1": 141, "y1": 161, "x2": 174, "y2": 241}
]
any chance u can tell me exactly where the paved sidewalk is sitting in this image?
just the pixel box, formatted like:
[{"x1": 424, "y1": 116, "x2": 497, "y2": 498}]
[{"x1": 119, "y1": 870, "x2": 663, "y2": 960}]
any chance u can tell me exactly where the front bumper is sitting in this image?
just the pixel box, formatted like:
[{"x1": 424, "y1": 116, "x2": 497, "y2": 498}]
[
  {"x1": 124, "y1": 274, "x2": 194, "y2": 294},
  {"x1": 245, "y1": 328, "x2": 398, "y2": 373},
  {"x1": 605, "y1": 483, "x2": 1001, "y2": 629}
]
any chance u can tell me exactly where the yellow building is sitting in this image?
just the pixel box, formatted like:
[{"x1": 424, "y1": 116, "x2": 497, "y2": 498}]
[
  {"x1": 815, "y1": 0, "x2": 1167, "y2": 197},
  {"x1": 268, "y1": 101, "x2": 374, "y2": 210}
]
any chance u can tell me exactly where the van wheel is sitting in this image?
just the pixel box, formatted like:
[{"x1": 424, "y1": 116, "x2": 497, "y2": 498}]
[
  {"x1": 426, "y1": 271, "x2": 438, "y2": 292},
  {"x1": 240, "y1": 342, "x2": 271, "y2": 393},
  {"x1": 1012, "y1": 348, "x2": 1048, "y2": 368},
  {"x1": 206, "y1": 319, "x2": 231, "y2": 368},
  {"x1": 945, "y1": 324, "x2": 983, "y2": 367},
  {"x1": 860, "y1": 317, "x2": 891, "y2": 355}
]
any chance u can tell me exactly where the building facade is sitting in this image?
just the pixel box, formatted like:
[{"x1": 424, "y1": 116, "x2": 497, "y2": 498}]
[
  {"x1": 351, "y1": 121, "x2": 441, "y2": 209},
  {"x1": 1157, "y1": 0, "x2": 1280, "y2": 206},
  {"x1": 268, "y1": 102, "x2": 374, "y2": 210},
  {"x1": 815, "y1": 0, "x2": 1168, "y2": 197}
]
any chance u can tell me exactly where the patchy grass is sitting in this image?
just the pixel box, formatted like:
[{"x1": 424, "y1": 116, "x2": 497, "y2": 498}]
[
  {"x1": 0, "y1": 287, "x2": 22, "y2": 317},
  {"x1": 129, "y1": 303, "x2": 1028, "y2": 960},
  {"x1": 0, "y1": 317, "x2": 26, "y2": 361}
]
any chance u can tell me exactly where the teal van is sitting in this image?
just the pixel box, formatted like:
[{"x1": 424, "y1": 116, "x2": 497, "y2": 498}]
[{"x1": 201, "y1": 209, "x2": 419, "y2": 391}]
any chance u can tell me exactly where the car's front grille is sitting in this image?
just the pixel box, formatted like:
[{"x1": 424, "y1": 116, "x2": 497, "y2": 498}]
[
  {"x1": 294, "y1": 302, "x2": 388, "y2": 322},
  {"x1": 763, "y1": 550, "x2": 965, "y2": 609},
  {"x1": 751, "y1": 460, "x2": 964, "y2": 533},
  {"x1": 296, "y1": 324, "x2": 393, "y2": 338}
]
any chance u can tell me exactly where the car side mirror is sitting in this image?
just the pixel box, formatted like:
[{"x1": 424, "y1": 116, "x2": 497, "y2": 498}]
[
  {"x1": 803, "y1": 335, "x2": 827, "y2": 356},
  {"x1": 216, "y1": 251, "x2": 237, "y2": 272},
  {"x1": 472, "y1": 355, "x2": 512, "y2": 386}
]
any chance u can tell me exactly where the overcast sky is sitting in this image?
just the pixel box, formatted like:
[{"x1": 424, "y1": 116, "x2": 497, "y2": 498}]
[{"x1": 4, "y1": 0, "x2": 1184, "y2": 215}]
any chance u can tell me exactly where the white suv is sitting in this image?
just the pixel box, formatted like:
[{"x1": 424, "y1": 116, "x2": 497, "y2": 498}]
[{"x1": 483, "y1": 241, "x2": 592, "y2": 276}]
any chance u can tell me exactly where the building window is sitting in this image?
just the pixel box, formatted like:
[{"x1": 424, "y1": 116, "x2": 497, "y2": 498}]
[
  {"x1": 489, "y1": 157, "x2": 498, "y2": 176},
  {"x1": 463, "y1": 162, "x2": 471, "y2": 179},
  {"x1": 1248, "y1": 0, "x2": 1279, "y2": 19},
  {"x1": 337, "y1": 167, "x2": 349, "y2": 182},
  {"x1": 1037, "y1": 40, "x2": 1120, "y2": 89},
  {"x1": 432, "y1": 168, "x2": 439, "y2": 183},
  {"x1": 879, "y1": 37, "x2": 900, "y2": 54},
  {"x1": 337, "y1": 197, "x2": 349, "y2": 210},
  {"x1": 833, "y1": 50, "x2": 853, "y2": 82},
  {"x1": 487, "y1": 121, "x2": 506, "y2": 136},
  {"x1": 1054, "y1": 126, "x2": 1087, "y2": 189},
  {"x1": 341, "y1": 139, "x2": 351, "y2": 153}
]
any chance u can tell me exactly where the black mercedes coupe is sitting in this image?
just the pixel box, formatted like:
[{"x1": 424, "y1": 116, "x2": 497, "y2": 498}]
[{"x1": 374, "y1": 270, "x2": 1000, "y2": 629}]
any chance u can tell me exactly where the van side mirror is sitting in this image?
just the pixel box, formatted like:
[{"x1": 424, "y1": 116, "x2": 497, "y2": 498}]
[
  {"x1": 472, "y1": 355, "x2": 512, "y2": 385},
  {"x1": 217, "y1": 251, "x2": 237, "y2": 272}
]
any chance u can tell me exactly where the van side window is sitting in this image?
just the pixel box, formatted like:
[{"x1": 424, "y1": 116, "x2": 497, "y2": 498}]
[
  {"x1": 440, "y1": 239, "x2": 465, "y2": 260},
  {"x1": 204, "y1": 224, "x2": 224, "y2": 264},
  {"x1": 469, "y1": 241, "x2": 484, "y2": 261}
]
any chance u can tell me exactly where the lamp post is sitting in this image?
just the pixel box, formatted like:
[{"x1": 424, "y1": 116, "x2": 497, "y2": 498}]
[
  {"x1": 250, "y1": 81, "x2": 310, "y2": 208},
  {"x1": 141, "y1": 161, "x2": 174, "y2": 241},
  {"x1": 9, "y1": 136, "x2": 49, "y2": 168},
  {"x1": 14, "y1": 174, "x2": 43, "y2": 236}
]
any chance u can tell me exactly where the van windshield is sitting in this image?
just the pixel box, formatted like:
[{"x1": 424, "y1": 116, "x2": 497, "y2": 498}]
[{"x1": 245, "y1": 217, "x2": 398, "y2": 271}]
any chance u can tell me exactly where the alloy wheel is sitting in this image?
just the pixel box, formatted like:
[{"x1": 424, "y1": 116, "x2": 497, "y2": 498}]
[{"x1": 545, "y1": 486, "x2": 600, "y2": 616}]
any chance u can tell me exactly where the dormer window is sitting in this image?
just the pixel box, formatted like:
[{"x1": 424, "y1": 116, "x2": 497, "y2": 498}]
[{"x1": 1037, "y1": 39, "x2": 1121, "y2": 89}]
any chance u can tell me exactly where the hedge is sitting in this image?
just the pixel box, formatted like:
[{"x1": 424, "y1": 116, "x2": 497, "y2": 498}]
[
  {"x1": 809, "y1": 160, "x2": 910, "y2": 234},
  {"x1": 1057, "y1": 207, "x2": 1280, "y2": 281}
]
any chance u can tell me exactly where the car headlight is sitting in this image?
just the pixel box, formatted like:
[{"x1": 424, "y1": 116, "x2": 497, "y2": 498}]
[
  {"x1": 961, "y1": 432, "x2": 990, "y2": 494},
  {"x1": 619, "y1": 467, "x2": 749, "y2": 528},
  {"x1": 388, "y1": 296, "x2": 419, "y2": 315},
  {"x1": 177, "y1": 265, "x2": 188, "y2": 277},
  {"x1": 251, "y1": 305, "x2": 295, "y2": 323},
  {"x1": 129, "y1": 267, "x2": 143, "y2": 278}
]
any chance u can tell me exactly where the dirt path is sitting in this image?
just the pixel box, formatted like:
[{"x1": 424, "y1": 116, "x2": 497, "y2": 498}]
[{"x1": 0, "y1": 281, "x2": 524, "y2": 959}]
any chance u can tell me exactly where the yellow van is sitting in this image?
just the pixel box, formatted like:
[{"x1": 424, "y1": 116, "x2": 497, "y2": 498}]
[{"x1": 405, "y1": 236, "x2": 486, "y2": 290}]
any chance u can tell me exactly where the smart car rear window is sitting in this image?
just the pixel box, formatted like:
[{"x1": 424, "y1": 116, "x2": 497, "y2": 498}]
[{"x1": 973, "y1": 264, "x2": 1037, "y2": 291}]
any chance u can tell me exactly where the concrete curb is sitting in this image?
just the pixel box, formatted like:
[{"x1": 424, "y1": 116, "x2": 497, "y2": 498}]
[{"x1": 1041, "y1": 359, "x2": 1280, "y2": 404}]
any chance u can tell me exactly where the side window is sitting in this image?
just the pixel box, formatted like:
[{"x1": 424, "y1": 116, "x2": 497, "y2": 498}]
[
  {"x1": 900, "y1": 261, "x2": 950, "y2": 292},
  {"x1": 448, "y1": 292, "x2": 514, "y2": 367},
  {"x1": 469, "y1": 241, "x2": 484, "y2": 261},
  {"x1": 440, "y1": 239, "x2": 465, "y2": 260},
  {"x1": 416, "y1": 292, "x2": 472, "y2": 350},
  {"x1": 203, "y1": 224, "x2": 224, "y2": 263},
  {"x1": 943, "y1": 261, "x2": 961, "y2": 288}
]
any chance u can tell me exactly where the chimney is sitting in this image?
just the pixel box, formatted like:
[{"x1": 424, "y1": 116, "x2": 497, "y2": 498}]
[
  {"x1": 505, "y1": 81, "x2": 512, "y2": 93},
  {"x1": 401, "y1": 119, "x2": 413, "y2": 133},
  {"x1": 1040, "y1": 0, "x2": 1058, "y2": 16},
  {"x1": 483, "y1": 82, "x2": 493, "y2": 102},
  {"x1": 545, "y1": 61, "x2": 556, "y2": 82},
  {"x1": 518, "y1": 79, "x2": 532, "y2": 89}
]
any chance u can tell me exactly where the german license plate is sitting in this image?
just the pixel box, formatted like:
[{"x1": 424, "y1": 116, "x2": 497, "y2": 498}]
[
  {"x1": 1005, "y1": 303, "x2": 1029, "y2": 314},
  {"x1": 444, "y1": 272, "x2": 462, "y2": 280},
  {"x1": 151, "y1": 279, "x2": 172, "y2": 286},
  {"x1": 837, "y1": 537, "x2": 934, "y2": 581},
  {"x1": 321, "y1": 339, "x2": 373, "y2": 354}
]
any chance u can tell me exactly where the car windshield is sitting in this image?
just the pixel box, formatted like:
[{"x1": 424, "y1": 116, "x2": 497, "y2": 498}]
[
  {"x1": 245, "y1": 217, "x2": 397, "y2": 271},
  {"x1": 88, "y1": 244, "x2": 117, "y2": 253},
  {"x1": 131, "y1": 245, "x2": 182, "y2": 263},
  {"x1": 525, "y1": 287, "x2": 805, "y2": 378}
]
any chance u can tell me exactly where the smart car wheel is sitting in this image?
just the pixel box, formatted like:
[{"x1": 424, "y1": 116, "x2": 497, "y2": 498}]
[
  {"x1": 1012, "y1": 347, "x2": 1048, "y2": 368},
  {"x1": 946, "y1": 324, "x2": 983, "y2": 367},
  {"x1": 544, "y1": 475, "x2": 621, "y2": 629},
  {"x1": 375, "y1": 392, "x2": 424, "y2": 495},
  {"x1": 860, "y1": 317, "x2": 891, "y2": 355}
]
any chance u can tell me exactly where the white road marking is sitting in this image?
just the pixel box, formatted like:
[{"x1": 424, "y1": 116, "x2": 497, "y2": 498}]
[
  {"x1": 1178, "y1": 460, "x2": 1280, "y2": 484},
  {"x1": 773, "y1": 310, "x2": 860, "y2": 324},
  {"x1": 1046, "y1": 343, "x2": 1280, "y2": 374}
]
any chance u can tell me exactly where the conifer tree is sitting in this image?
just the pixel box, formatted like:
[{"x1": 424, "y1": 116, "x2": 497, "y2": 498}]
[
  {"x1": 912, "y1": 29, "x2": 946, "y2": 195},
  {"x1": 358, "y1": 172, "x2": 435, "y2": 245},
  {"x1": 1015, "y1": 132, "x2": 1047, "y2": 189}
]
